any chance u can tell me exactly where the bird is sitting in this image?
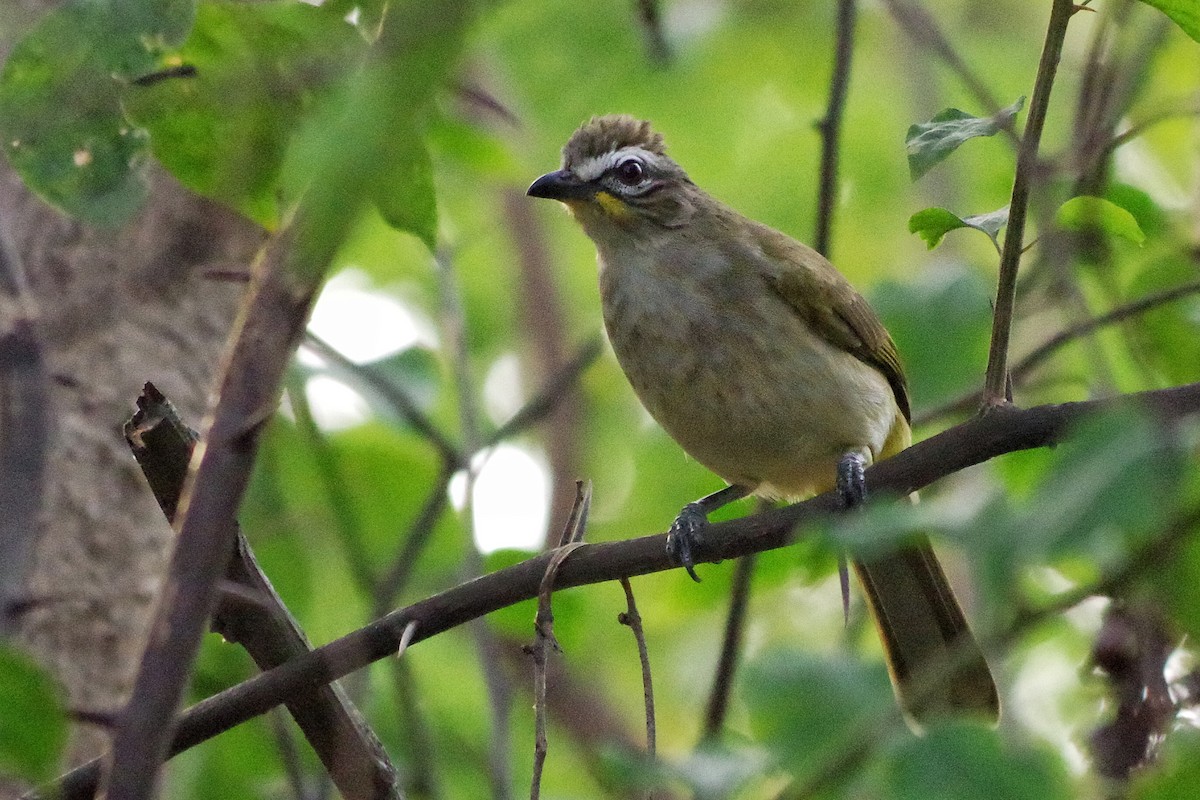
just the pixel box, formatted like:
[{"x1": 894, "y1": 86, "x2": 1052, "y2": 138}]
[{"x1": 526, "y1": 114, "x2": 998, "y2": 725}]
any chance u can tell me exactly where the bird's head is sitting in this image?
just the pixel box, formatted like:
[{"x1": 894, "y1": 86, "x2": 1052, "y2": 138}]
[{"x1": 527, "y1": 115, "x2": 699, "y2": 240}]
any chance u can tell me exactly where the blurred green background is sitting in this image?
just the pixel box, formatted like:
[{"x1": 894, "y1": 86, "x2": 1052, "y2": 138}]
[{"x1": 3, "y1": 0, "x2": 1200, "y2": 797}]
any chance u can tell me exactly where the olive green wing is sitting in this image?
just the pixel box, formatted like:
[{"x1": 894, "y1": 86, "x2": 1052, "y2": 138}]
[{"x1": 757, "y1": 226, "x2": 912, "y2": 423}]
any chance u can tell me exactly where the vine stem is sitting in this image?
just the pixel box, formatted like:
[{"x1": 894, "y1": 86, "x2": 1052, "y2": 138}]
[{"x1": 981, "y1": 0, "x2": 1075, "y2": 408}]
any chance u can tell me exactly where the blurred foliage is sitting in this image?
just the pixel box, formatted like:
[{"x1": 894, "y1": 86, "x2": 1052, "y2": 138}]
[
  {"x1": 4, "y1": 0, "x2": 1200, "y2": 798},
  {"x1": 1056, "y1": 195, "x2": 1147, "y2": 247},
  {"x1": 0, "y1": 643, "x2": 66, "y2": 784}
]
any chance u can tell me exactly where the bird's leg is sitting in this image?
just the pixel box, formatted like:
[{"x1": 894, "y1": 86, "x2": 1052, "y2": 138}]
[
  {"x1": 667, "y1": 484, "x2": 751, "y2": 582},
  {"x1": 835, "y1": 450, "x2": 870, "y2": 624},
  {"x1": 836, "y1": 450, "x2": 869, "y2": 509}
]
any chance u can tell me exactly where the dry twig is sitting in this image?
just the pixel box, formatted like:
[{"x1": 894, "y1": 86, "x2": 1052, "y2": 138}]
[
  {"x1": 529, "y1": 482, "x2": 591, "y2": 800},
  {"x1": 618, "y1": 578, "x2": 656, "y2": 761}
]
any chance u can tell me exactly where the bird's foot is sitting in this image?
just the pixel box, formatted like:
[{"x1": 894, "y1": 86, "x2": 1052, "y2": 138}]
[
  {"x1": 836, "y1": 451, "x2": 868, "y2": 509},
  {"x1": 666, "y1": 502, "x2": 708, "y2": 582}
]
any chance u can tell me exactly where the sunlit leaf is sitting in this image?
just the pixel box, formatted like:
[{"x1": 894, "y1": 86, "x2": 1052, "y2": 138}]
[
  {"x1": 0, "y1": 644, "x2": 67, "y2": 782},
  {"x1": 1107, "y1": 183, "x2": 1168, "y2": 238},
  {"x1": 373, "y1": 136, "x2": 439, "y2": 250},
  {"x1": 905, "y1": 98, "x2": 1024, "y2": 180},
  {"x1": 1055, "y1": 195, "x2": 1146, "y2": 246},
  {"x1": 0, "y1": 0, "x2": 195, "y2": 224},
  {"x1": 124, "y1": 1, "x2": 363, "y2": 227},
  {"x1": 1135, "y1": 0, "x2": 1200, "y2": 43},
  {"x1": 908, "y1": 206, "x2": 1008, "y2": 250},
  {"x1": 283, "y1": 0, "x2": 471, "y2": 272}
]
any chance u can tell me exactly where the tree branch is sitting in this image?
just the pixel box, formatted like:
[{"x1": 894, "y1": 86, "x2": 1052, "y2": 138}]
[
  {"x1": 915, "y1": 279, "x2": 1200, "y2": 425},
  {"x1": 813, "y1": 0, "x2": 857, "y2": 258},
  {"x1": 104, "y1": 220, "x2": 332, "y2": 800},
  {"x1": 124, "y1": 385, "x2": 402, "y2": 800},
  {"x1": 34, "y1": 381, "x2": 1200, "y2": 800},
  {"x1": 981, "y1": 0, "x2": 1075, "y2": 407}
]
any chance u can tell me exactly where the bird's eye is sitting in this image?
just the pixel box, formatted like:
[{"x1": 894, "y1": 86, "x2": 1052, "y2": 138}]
[{"x1": 614, "y1": 158, "x2": 645, "y2": 186}]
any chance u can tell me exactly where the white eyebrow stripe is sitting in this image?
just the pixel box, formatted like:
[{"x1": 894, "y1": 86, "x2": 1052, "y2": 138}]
[{"x1": 572, "y1": 146, "x2": 663, "y2": 181}]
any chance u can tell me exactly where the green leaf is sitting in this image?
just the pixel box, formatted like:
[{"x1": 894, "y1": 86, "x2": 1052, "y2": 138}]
[
  {"x1": 373, "y1": 136, "x2": 439, "y2": 249},
  {"x1": 1055, "y1": 195, "x2": 1146, "y2": 246},
  {"x1": 876, "y1": 723, "x2": 1070, "y2": 800},
  {"x1": 1017, "y1": 408, "x2": 1178, "y2": 563},
  {"x1": 1135, "y1": 0, "x2": 1200, "y2": 43},
  {"x1": 743, "y1": 648, "x2": 895, "y2": 785},
  {"x1": 124, "y1": 1, "x2": 364, "y2": 228},
  {"x1": 908, "y1": 206, "x2": 1009, "y2": 250},
  {"x1": 0, "y1": 644, "x2": 67, "y2": 782},
  {"x1": 283, "y1": 0, "x2": 471, "y2": 273},
  {"x1": 872, "y1": 269, "x2": 993, "y2": 411},
  {"x1": 905, "y1": 98, "x2": 1024, "y2": 180},
  {"x1": 0, "y1": 0, "x2": 195, "y2": 224}
]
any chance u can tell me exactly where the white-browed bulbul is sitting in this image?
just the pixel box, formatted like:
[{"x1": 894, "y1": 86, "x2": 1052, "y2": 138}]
[{"x1": 527, "y1": 115, "x2": 998, "y2": 725}]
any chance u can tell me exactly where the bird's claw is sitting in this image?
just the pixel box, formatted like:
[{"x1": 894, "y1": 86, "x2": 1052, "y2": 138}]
[
  {"x1": 836, "y1": 452, "x2": 867, "y2": 509},
  {"x1": 666, "y1": 502, "x2": 707, "y2": 582}
]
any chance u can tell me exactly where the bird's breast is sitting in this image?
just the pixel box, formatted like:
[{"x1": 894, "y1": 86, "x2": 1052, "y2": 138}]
[{"x1": 597, "y1": 247, "x2": 900, "y2": 498}]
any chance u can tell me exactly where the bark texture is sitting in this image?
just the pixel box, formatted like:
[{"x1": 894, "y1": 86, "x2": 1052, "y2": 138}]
[{"x1": 0, "y1": 66, "x2": 262, "y2": 761}]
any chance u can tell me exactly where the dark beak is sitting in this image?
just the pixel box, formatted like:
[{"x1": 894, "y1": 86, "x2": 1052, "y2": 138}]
[{"x1": 527, "y1": 170, "x2": 595, "y2": 201}]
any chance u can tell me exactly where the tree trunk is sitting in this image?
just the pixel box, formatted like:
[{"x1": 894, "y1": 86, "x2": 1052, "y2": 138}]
[{"x1": 0, "y1": 110, "x2": 261, "y2": 766}]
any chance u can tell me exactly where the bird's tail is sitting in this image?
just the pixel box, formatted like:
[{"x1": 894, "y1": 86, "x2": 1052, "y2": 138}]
[
  {"x1": 855, "y1": 415, "x2": 998, "y2": 726},
  {"x1": 854, "y1": 543, "x2": 999, "y2": 726}
]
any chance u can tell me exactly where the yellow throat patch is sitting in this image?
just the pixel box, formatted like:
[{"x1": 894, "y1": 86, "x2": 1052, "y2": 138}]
[{"x1": 594, "y1": 191, "x2": 632, "y2": 219}]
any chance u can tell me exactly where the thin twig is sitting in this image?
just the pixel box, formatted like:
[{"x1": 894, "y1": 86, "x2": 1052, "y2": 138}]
[
  {"x1": 981, "y1": 0, "x2": 1076, "y2": 407},
  {"x1": 633, "y1": 0, "x2": 671, "y2": 66},
  {"x1": 34, "y1": 381, "x2": 1200, "y2": 800},
  {"x1": 484, "y1": 338, "x2": 603, "y2": 447},
  {"x1": 882, "y1": 0, "x2": 1020, "y2": 146},
  {"x1": 531, "y1": 483, "x2": 590, "y2": 800},
  {"x1": 530, "y1": 542, "x2": 587, "y2": 800},
  {"x1": 557, "y1": 480, "x2": 593, "y2": 548},
  {"x1": 813, "y1": 0, "x2": 857, "y2": 257},
  {"x1": 701, "y1": 553, "x2": 756, "y2": 743},
  {"x1": 453, "y1": 82, "x2": 521, "y2": 127},
  {"x1": 618, "y1": 578, "x2": 656, "y2": 760},
  {"x1": 1101, "y1": 99, "x2": 1200, "y2": 159},
  {"x1": 915, "y1": 280, "x2": 1200, "y2": 425},
  {"x1": 302, "y1": 331, "x2": 463, "y2": 468}
]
